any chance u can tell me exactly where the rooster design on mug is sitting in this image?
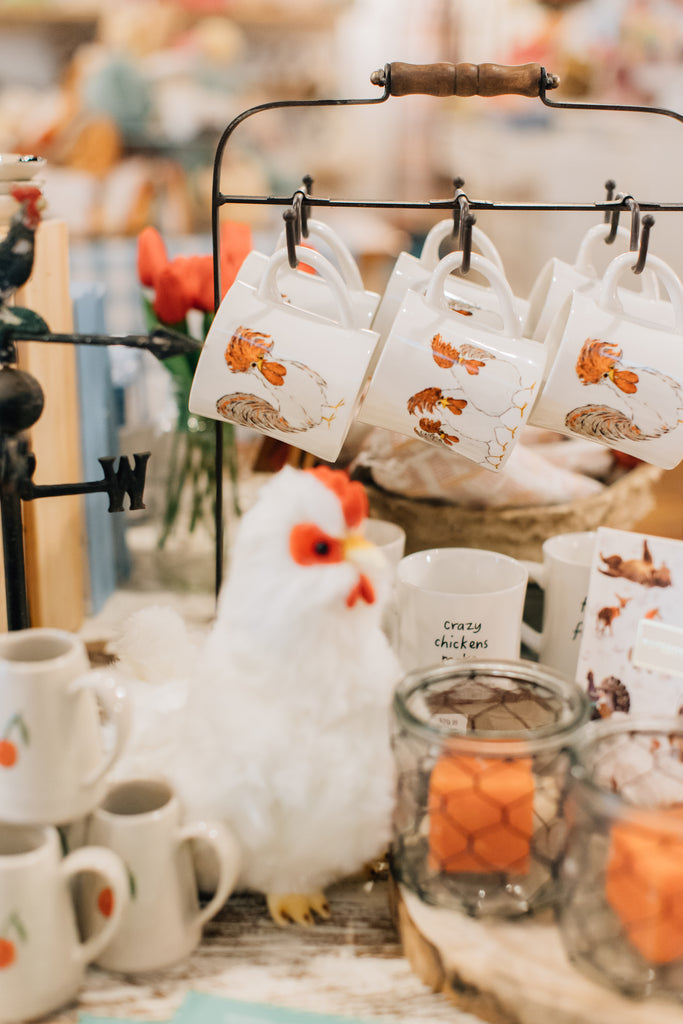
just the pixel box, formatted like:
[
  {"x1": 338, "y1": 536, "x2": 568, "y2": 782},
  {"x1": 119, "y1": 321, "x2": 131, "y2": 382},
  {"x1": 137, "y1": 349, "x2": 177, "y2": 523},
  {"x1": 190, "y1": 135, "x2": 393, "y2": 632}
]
[
  {"x1": 565, "y1": 338, "x2": 683, "y2": 442},
  {"x1": 215, "y1": 326, "x2": 343, "y2": 433},
  {"x1": 406, "y1": 333, "x2": 536, "y2": 467}
]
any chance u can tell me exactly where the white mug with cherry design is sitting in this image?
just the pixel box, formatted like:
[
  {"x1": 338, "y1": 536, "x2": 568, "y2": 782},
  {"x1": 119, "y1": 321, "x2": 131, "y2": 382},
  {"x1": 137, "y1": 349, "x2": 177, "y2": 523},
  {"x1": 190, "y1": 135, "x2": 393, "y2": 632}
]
[
  {"x1": 0, "y1": 824, "x2": 129, "y2": 1023},
  {"x1": 0, "y1": 628, "x2": 131, "y2": 825}
]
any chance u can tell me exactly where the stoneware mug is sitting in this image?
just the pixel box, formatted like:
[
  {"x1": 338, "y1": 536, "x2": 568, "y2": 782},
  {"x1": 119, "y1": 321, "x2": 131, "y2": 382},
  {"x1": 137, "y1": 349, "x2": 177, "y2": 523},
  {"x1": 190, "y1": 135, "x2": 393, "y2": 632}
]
[
  {"x1": 395, "y1": 547, "x2": 529, "y2": 672},
  {"x1": 237, "y1": 217, "x2": 380, "y2": 328},
  {"x1": 80, "y1": 777, "x2": 241, "y2": 973},
  {"x1": 370, "y1": 217, "x2": 530, "y2": 343},
  {"x1": 189, "y1": 245, "x2": 379, "y2": 463},
  {"x1": 0, "y1": 823, "x2": 129, "y2": 1023},
  {"x1": 359, "y1": 251, "x2": 547, "y2": 472},
  {"x1": 0, "y1": 628, "x2": 131, "y2": 825},
  {"x1": 520, "y1": 530, "x2": 597, "y2": 683},
  {"x1": 523, "y1": 222, "x2": 666, "y2": 344},
  {"x1": 529, "y1": 251, "x2": 683, "y2": 470}
]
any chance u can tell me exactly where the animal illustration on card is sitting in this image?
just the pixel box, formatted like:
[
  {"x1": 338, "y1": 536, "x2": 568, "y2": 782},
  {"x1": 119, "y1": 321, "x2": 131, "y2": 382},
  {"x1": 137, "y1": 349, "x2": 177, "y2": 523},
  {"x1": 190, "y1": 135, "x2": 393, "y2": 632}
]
[
  {"x1": 215, "y1": 326, "x2": 343, "y2": 433},
  {"x1": 596, "y1": 594, "x2": 631, "y2": 635},
  {"x1": 599, "y1": 539, "x2": 672, "y2": 588},
  {"x1": 586, "y1": 671, "x2": 631, "y2": 719},
  {"x1": 565, "y1": 339, "x2": 683, "y2": 442}
]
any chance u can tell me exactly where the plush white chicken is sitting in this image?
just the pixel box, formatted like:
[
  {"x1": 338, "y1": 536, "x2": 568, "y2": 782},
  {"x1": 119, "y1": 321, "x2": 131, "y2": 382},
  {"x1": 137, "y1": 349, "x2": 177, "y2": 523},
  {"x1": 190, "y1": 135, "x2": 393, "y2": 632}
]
[{"x1": 110, "y1": 465, "x2": 403, "y2": 925}]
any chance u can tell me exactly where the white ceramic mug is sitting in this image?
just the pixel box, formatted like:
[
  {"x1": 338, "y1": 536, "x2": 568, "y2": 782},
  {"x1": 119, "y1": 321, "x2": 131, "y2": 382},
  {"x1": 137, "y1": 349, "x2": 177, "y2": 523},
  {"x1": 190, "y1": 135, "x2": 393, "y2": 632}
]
[
  {"x1": 362, "y1": 517, "x2": 406, "y2": 644},
  {"x1": 370, "y1": 217, "x2": 529, "y2": 343},
  {"x1": 238, "y1": 218, "x2": 380, "y2": 328},
  {"x1": 189, "y1": 245, "x2": 379, "y2": 463},
  {"x1": 0, "y1": 628, "x2": 130, "y2": 825},
  {"x1": 80, "y1": 778, "x2": 241, "y2": 972},
  {"x1": 0, "y1": 824, "x2": 129, "y2": 1024},
  {"x1": 395, "y1": 547, "x2": 529, "y2": 672},
  {"x1": 520, "y1": 531, "x2": 596, "y2": 682},
  {"x1": 360, "y1": 251, "x2": 547, "y2": 472},
  {"x1": 529, "y1": 251, "x2": 683, "y2": 470},
  {"x1": 523, "y1": 222, "x2": 669, "y2": 346}
]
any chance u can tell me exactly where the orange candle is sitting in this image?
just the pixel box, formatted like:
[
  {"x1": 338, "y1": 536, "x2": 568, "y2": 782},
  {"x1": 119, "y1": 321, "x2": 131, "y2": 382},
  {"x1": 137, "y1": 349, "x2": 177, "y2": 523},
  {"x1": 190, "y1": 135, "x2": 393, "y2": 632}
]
[
  {"x1": 428, "y1": 752, "x2": 535, "y2": 874},
  {"x1": 606, "y1": 806, "x2": 683, "y2": 965}
]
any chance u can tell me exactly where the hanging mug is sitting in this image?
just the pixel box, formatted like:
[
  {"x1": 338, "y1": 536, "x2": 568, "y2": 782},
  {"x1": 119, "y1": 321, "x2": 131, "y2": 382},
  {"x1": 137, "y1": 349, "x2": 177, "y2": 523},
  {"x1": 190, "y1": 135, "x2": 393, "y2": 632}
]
[
  {"x1": 529, "y1": 251, "x2": 683, "y2": 470},
  {"x1": 237, "y1": 218, "x2": 380, "y2": 328},
  {"x1": 371, "y1": 217, "x2": 528, "y2": 345},
  {"x1": 189, "y1": 245, "x2": 380, "y2": 462},
  {"x1": 359, "y1": 251, "x2": 547, "y2": 472},
  {"x1": 524, "y1": 222, "x2": 667, "y2": 344}
]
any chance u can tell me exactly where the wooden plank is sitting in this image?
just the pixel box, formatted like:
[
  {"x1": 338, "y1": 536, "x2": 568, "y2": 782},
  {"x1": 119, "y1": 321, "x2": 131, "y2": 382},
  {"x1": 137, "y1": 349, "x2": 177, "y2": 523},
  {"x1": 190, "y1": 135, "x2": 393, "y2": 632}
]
[
  {"x1": 14, "y1": 218, "x2": 86, "y2": 630},
  {"x1": 391, "y1": 880, "x2": 683, "y2": 1024}
]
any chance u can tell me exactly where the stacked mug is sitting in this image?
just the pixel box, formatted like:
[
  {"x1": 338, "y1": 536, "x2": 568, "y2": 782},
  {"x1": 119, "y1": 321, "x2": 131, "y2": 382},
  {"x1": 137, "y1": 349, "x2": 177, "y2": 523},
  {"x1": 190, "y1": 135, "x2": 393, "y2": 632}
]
[{"x1": 0, "y1": 628, "x2": 240, "y2": 1022}]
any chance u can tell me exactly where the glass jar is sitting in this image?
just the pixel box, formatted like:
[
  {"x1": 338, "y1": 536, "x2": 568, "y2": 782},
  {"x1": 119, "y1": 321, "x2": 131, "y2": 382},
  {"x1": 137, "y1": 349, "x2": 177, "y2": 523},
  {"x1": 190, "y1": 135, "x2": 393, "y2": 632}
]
[
  {"x1": 391, "y1": 658, "x2": 590, "y2": 918},
  {"x1": 557, "y1": 716, "x2": 683, "y2": 1001}
]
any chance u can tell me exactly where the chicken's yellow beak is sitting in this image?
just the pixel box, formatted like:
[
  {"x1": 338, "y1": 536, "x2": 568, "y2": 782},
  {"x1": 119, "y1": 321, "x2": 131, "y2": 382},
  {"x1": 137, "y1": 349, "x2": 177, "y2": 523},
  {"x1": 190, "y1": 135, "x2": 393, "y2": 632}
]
[{"x1": 343, "y1": 531, "x2": 386, "y2": 572}]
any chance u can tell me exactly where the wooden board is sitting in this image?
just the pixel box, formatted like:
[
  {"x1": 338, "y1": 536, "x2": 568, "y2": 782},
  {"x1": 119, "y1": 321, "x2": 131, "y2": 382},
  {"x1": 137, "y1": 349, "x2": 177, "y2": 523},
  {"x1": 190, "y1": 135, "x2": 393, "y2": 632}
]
[
  {"x1": 15, "y1": 218, "x2": 86, "y2": 630},
  {"x1": 390, "y1": 879, "x2": 683, "y2": 1024}
]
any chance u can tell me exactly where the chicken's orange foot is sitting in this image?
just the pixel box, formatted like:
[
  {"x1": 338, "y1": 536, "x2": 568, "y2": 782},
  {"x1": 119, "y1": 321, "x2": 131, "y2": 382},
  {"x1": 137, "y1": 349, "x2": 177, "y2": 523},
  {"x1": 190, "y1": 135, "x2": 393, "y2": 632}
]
[{"x1": 266, "y1": 891, "x2": 331, "y2": 926}]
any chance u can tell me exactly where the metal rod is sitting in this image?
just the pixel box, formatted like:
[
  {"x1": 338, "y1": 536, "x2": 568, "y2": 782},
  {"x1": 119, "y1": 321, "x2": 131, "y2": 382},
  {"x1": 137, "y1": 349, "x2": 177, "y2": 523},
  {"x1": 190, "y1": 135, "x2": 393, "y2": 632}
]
[
  {"x1": 539, "y1": 68, "x2": 683, "y2": 124},
  {"x1": 215, "y1": 194, "x2": 683, "y2": 214},
  {"x1": 1, "y1": 492, "x2": 29, "y2": 630}
]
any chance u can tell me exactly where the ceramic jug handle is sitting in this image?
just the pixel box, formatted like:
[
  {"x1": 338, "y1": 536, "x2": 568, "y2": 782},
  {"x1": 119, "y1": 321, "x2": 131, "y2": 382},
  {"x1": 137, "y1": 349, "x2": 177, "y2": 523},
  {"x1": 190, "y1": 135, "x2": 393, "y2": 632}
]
[
  {"x1": 519, "y1": 559, "x2": 547, "y2": 655},
  {"x1": 425, "y1": 251, "x2": 519, "y2": 336},
  {"x1": 70, "y1": 669, "x2": 131, "y2": 787},
  {"x1": 61, "y1": 845, "x2": 130, "y2": 967},
  {"x1": 600, "y1": 251, "x2": 683, "y2": 333},
  {"x1": 179, "y1": 819, "x2": 241, "y2": 929},
  {"x1": 258, "y1": 246, "x2": 355, "y2": 329},
  {"x1": 276, "y1": 218, "x2": 366, "y2": 293},
  {"x1": 420, "y1": 218, "x2": 505, "y2": 272}
]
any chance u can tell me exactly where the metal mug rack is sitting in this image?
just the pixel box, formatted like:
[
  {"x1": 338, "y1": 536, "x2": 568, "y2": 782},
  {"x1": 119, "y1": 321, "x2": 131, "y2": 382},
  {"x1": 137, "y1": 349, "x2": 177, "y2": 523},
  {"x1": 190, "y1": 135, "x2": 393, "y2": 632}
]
[{"x1": 208, "y1": 60, "x2": 683, "y2": 594}]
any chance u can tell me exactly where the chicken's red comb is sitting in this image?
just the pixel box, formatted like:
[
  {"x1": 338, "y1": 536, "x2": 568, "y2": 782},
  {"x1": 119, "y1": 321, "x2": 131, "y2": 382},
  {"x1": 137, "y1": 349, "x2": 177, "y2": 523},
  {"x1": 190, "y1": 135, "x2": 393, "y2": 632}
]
[
  {"x1": 306, "y1": 467, "x2": 368, "y2": 529},
  {"x1": 11, "y1": 186, "x2": 42, "y2": 204}
]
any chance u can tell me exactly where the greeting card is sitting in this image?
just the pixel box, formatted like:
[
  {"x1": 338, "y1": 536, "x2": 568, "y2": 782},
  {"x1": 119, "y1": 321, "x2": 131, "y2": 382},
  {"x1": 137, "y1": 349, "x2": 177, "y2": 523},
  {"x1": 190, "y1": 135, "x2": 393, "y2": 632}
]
[{"x1": 576, "y1": 527, "x2": 683, "y2": 718}]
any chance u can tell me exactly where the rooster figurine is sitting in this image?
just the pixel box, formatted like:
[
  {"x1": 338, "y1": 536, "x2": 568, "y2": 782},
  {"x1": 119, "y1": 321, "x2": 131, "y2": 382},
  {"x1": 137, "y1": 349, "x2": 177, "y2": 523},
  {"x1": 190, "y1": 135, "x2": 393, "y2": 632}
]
[
  {"x1": 110, "y1": 466, "x2": 402, "y2": 926},
  {"x1": 215, "y1": 326, "x2": 343, "y2": 435},
  {"x1": 567, "y1": 338, "x2": 683, "y2": 442},
  {"x1": 0, "y1": 184, "x2": 48, "y2": 345}
]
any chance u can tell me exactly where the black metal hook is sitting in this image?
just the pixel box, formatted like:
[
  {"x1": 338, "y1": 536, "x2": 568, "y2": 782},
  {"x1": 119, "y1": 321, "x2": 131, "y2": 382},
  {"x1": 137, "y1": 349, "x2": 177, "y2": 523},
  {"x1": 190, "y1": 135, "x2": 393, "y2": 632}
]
[
  {"x1": 452, "y1": 177, "x2": 465, "y2": 236},
  {"x1": 284, "y1": 190, "x2": 306, "y2": 268},
  {"x1": 607, "y1": 193, "x2": 640, "y2": 249},
  {"x1": 603, "y1": 179, "x2": 616, "y2": 225},
  {"x1": 301, "y1": 175, "x2": 314, "y2": 237},
  {"x1": 460, "y1": 212, "x2": 476, "y2": 275},
  {"x1": 632, "y1": 214, "x2": 655, "y2": 275}
]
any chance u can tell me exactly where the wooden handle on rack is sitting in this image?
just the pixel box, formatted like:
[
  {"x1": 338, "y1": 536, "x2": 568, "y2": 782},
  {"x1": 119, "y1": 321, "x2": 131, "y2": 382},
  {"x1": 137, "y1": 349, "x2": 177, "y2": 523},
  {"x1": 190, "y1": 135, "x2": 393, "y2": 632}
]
[{"x1": 375, "y1": 62, "x2": 556, "y2": 98}]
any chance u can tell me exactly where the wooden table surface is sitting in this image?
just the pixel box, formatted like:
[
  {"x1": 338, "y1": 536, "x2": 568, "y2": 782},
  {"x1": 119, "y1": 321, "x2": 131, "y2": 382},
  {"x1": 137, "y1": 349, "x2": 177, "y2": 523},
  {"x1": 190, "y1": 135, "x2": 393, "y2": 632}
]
[{"x1": 46, "y1": 876, "x2": 485, "y2": 1024}]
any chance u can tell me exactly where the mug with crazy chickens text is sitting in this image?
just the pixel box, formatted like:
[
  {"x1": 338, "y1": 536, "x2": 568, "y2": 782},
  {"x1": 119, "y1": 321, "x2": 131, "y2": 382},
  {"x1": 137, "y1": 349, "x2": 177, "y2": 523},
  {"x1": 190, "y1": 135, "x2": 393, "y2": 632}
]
[
  {"x1": 529, "y1": 251, "x2": 683, "y2": 470},
  {"x1": 189, "y1": 245, "x2": 380, "y2": 462},
  {"x1": 359, "y1": 251, "x2": 547, "y2": 472},
  {"x1": 371, "y1": 217, "x2": 528, "y2": 346},
  {"x1": 523, "y1": 222, "x2": 667, "y2": 345},
  {"x1": 237, "y1": 218, "x2": 380, "y2": 328}
]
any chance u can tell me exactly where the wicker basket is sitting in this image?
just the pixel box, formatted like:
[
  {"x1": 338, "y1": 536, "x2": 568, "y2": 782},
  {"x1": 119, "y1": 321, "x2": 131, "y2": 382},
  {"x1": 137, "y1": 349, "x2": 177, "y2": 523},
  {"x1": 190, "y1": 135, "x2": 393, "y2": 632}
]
[{"x1": 364, "y1": 463, "x2": 663, "y2": 562}]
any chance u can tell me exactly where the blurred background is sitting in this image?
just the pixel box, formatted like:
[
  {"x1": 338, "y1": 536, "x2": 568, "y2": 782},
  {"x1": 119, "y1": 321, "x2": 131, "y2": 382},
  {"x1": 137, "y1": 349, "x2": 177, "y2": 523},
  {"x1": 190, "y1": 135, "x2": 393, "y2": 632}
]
[{"x1": 2, "y1": 0, "x2": 683, "y2": 628}]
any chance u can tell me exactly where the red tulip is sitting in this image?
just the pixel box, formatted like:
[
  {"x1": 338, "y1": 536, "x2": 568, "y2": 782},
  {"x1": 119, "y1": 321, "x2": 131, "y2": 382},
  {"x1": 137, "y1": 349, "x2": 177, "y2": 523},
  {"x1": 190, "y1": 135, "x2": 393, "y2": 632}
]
[{"x1": 137, "y1": 226, "x2": 168, "y2": 289}]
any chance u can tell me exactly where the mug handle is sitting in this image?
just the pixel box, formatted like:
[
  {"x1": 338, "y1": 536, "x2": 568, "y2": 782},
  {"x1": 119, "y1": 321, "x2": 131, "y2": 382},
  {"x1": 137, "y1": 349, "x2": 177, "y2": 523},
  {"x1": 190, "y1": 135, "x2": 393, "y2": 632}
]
[
  {"x1": 599, "y1": 251, "x2": 683, "y2": 332},
  {"x1": 61, "y1": 845, "x2": 130, "y2": 967},
  {"x1": 70, "y1": 669, "x2": 132, "y2": 788},
  {"x1": 424, "y1": 251, "x2": 519, "y2": 336},
  {"x1": 518, "y1": 559, "x2": 547, "y2": 655},
  {"x1": 257, "y1": 246, "x2": 355, "y2": 329},
  {"x1": 420, "y1": 218, "x2": 505, "y2": 272},
  {"x1": 574, "y1": 222, "x2": 659, "y2": 298},
  {"x1": 179, "y1": 819, "x2": 241, "y2": 930},
  {"x1": 276, "y1": 218, "x2": 366, "y2": 293}
]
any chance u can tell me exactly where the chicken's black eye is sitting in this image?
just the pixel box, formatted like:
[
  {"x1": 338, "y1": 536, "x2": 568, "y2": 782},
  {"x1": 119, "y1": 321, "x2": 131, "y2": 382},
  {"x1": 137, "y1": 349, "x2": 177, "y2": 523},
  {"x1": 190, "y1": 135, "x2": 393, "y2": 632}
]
[{"x1": 314, "y1": 540, "x2": 330, "y2": 556}]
